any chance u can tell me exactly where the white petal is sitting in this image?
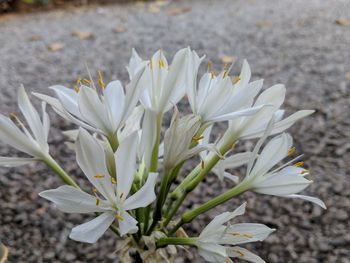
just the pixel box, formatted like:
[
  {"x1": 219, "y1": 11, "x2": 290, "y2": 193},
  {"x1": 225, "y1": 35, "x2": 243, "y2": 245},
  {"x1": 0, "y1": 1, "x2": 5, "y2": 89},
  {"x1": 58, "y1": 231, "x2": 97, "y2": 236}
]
[
  {"x1": 0, "y1": 156, "x2": 36, "y2": 167},
  {"x1": 123, "y1": 172, "x2": 158, "y2": 210},
  {"x1": 76, "y1": 129, "x2": 115, "y2": 201},
  {"x1": 139, "y1": 110, "x2": 157, "y2": 169},
  {"x1": 197, "y1": 242, "x2": 227, "y2": 263},
  {"x1": 115, "y1": 132, "x2": 138, "y2": 197},
  {"x1": 127, "y1": 48, "x2": 143, "y2": 79},
  {"x1": 254, "y1": 84, "x2": 286, "y2": 109},
  {"x1": 69, "y1": 212, "x2": 115, "y2": 243},
  {"x1": 39, "y1": 185, "x2": 108, "y2": 213},
  {"x1": 122, "y1": 65, "x2": 147, "y2": 121},
  {"x1": 227, "y1": 246, "x2": 266, "y2": 263},
  {"x1": 250, "y1": 133, "x2": 292, "y2": 177},
  {"x1": 118, "y1": 106, "x2": 144, "y2": 142},
  {"x1": 286, "y1": 194, "x2": 326, "y2": 209},
  {"x1": 0, "y1": 114, "x2": 40, "y2": 156},
  {"x1": 222, "y1": 152, "x2": 254, "y2": 169},
  {"x1": 201, "y1": 203, "x2": 246, "y2": 238},
  {"x1": 104, "y1": 80, "x2": 125, "y2": 125},
  {"x1": 210, "y1": 105, "x2": 266, "y2": 123},
  {"x1": 221, "y1": 223, "x2": 274, "y2": 245},
  {"x1": 50, "y1": 85, "x2": 81, "y2": 118},
  {"x1": 18, "y1": 86, "x2": 47, "y2": 150},
  {"x1": 159, "y1": 48, "x2": 189, "y2": 112},
  {"x1": 41, "y1": 102, "x2": 50, "y2": 141},
  {"x1": 252, "y1": 173, "x2": 312, "y2": 196},
  {"x1": 78, "y1": 86, "x2": 113, "y2": 133},
  {"x1": 118, "y1": 210, "x2": 138, "y2": 236}
]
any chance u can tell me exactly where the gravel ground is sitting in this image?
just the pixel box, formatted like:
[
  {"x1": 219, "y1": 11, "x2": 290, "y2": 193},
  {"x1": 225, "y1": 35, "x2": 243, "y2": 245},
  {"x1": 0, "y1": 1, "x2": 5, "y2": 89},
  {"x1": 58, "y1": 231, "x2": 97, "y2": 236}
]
[{"x1": 0, "y1": 0, "x2": 350, "y2": 262}]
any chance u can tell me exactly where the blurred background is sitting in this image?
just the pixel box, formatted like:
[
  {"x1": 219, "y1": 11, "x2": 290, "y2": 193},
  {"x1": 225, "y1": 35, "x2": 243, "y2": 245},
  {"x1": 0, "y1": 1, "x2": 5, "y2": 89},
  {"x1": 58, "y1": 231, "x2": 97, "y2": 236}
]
[{"x1": 0, "y1": 0, "x2": 349, "y2": 262}]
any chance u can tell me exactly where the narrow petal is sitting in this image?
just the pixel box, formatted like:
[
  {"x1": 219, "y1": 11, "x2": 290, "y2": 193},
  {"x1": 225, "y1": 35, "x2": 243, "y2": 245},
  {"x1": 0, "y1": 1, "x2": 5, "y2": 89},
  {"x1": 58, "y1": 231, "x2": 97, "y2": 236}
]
[
  {"x1": 0, "y1": 156, "x2": 36, "y2": 167},
  {"x1": 254, "y1": 84, "x2": 286, "y2": 109},
  {"x1": 227, "y1": 246, "x2": 266, "y2": 263},
  {"x1": 250, "y1": 133, "x2": 292, "y2": 177},
  {"x1": 286, "y1": 194, "x2": 326, "y2": 209},
  {"x1": 115, "y1": 132, "x2": 138, "y2": 197},
  {"x1": 104, "y1": 80, "x2": 125, "y2": 126},
  {"x1": 210, "y1": 105, "x2": 266, "y2": 123},
  {"x1": 39, "y1": 185, "x2": 108, "y2": 213},
  {"x1": 50, "y1": 85, "x2": 81, "y2": 118},
  {"x1": 123, "y1": 172, "x2": 158, "y2": 210},
  {"x1": 18, "y1": 86, "x2": 47, "y2": 149},
  {"x1": 127, "y1": 48, "x2": 143, "y2": 79},
  {"x1": 118, "y1": 210, "x2": 138, "y2": 236},
  {"x1": 221, "y1": 223, "x2": 274, "y2": 245},
  {"x1": 0, "y1": 114, "x2": 40, "y2": 156},
  {"x1": 252, "y1": 173, "x2": 312, "y2": 196},
  {"x1": 201, "y1": 203, "x2": 246, "y2": 238},
  {"x1": 69, "y1": 212, "x2": 115, "y2": 243},
  {"x1": 76, "y1": 129, "x2": 115, "y2": 201},
  {"x1": 197, "y1": 242, "x2": 227, "y2": 263}
]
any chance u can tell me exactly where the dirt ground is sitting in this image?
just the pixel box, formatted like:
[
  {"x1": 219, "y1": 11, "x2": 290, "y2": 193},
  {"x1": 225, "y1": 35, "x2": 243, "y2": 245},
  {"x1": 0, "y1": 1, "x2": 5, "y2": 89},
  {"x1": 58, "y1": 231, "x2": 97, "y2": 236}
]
[{"x1": 0, "y1": 0, "x2": 349, "y2": 262}]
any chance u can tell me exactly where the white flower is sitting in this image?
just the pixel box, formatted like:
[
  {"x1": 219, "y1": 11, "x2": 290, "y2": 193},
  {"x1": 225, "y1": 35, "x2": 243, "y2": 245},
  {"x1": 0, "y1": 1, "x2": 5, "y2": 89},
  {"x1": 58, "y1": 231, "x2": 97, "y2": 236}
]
[
  {"x1": 128, "y1": 48, "x2": 190, "y2": 114},
  {"x1": 162, "y1": 110, "x2": 220, "y2": 170},
  {"x1": 187, "y1": 52, "x2": 266, "y2": 124},
  {"x1": 241, "y1": 132, "x2": 326, "y2": 208},
  {"x1": 196, "y1": 203, "x2": 274, "y2": 263},
  {"x1": 34, "y1": 66, "x2": 146, "y2": 140},
  {"x1": 0, "y1": 86, "x2": 50, "y2": 166},
  {"x1": 39, "y1": 129, "x2": 158, "y2": 243},
  {"x1": 222, "y1": 84, "x2": 314, "y2": 140}
]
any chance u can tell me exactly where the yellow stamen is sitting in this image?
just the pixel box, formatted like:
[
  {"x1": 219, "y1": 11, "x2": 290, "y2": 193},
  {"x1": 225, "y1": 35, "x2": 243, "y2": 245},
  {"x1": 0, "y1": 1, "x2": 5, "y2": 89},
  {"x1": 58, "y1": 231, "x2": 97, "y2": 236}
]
[
  {"x1": 94, "y1": 174, "x2": 105, "y2": 179},
  {"x1": 98, "y1": 70, "x2": 105, "y2": 90},
  {"x1": 119, "y1": 192, "x2": 124, "y2": 199},
  {"x1": 9, "y1": 113, "x2": 24, "y2": 128},
  {"x1": 92, "y1": 187, "x2": 98, "y2": 193},
  {"x1": 231, "y1": 232, "x2": 241, "y2": 236},
  {"x1": 73, "y1": 78, "x2": 81, "y2": 93},
  {"x1": 294, "y1": 161, "x2": 304, "y2": 167},
  {"x1": 301, "y1": 169, "x2": 309, "y2": 175},
  {"x1": 192, "y1": 135, "x2": 204, "y2": 143},
  {"x1": 243, "y1": 234, "x2": 253, "y2": 238},
  {"x1": 111, "y1": 177, "x2": 116, "y2": 184},
  {"x1": 83, "y1": 78, "x2": 91, "y2": 86},
  {"x1": 288, "y1": 146, "x2": 296, "y2": 156},
  {"x1": 207, "y1": 60, "x2": 212, "y2": 71},
  {"x1": 237, "y1": 250, "x2": 245, "y2": 257},
  {"x1": 116, "y1": 213, "x2": 124, "y2": 221},
  {"x1": 223, "y1": 70, "x2": 228, "y2": 79},
  {"x1": 233, "y1": 75, "x2": 241, "y2": 84},
  {"x1": 95, "y1": 198, "x2": 100, "y2": 206},
  {"x1": 158, "y1": 58, "x2": 165, "y2": 69},
  {"x1": 210, "y1": 71, "x2": 215, "y2": 79}
]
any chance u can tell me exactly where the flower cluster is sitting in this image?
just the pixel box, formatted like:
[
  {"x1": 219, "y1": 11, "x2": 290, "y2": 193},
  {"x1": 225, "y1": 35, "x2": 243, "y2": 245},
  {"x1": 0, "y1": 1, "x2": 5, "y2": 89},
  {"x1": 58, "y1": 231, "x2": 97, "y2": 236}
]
[{"x1": 0, "y1": 48, "x2": 325, "y2": 262}]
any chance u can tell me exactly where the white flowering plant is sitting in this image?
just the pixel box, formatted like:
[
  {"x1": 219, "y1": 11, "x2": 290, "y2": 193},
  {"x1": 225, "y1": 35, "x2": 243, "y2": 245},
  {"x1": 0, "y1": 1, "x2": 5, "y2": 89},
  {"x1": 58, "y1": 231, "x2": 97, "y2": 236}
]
[{"x1": 0, "y1": 48, "x2": 326, "y2": 263}]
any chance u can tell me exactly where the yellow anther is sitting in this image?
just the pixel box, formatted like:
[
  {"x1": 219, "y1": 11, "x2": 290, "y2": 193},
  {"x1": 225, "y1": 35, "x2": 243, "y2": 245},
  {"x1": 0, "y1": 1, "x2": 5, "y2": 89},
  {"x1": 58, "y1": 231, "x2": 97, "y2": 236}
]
[
  {"x1": 207, "y1": 60, "x2": 213, "y2": 71},
  {"x1": 83, "y1": 78, "x2": 92, "y2": 86},
  {"x1": 243, "y1": 234, "x2": 253, "y2": 238},
  {"x1": 92, "y1": 187, "x2": 98, "y2": 193},
  {"x1": 231, "y1": 232, "x2": 241, "y2": 236},
  {"x1": 95, "y1": 198, "x2": 100, "y2": 206},
  {"x1": 119, "y1": 192, "x2": 124, "y2": 199},
  {"x1": 225, "y1": 258, "x2": 231, "y2": 263},
  {"x1": 237, "y1": 250, "x2": 245, "y2": 257},
  {"x1": 288, "y1": 147, "x2": 296, "y2": 156},
  {"x1": 201, "y1": 160, "x2": 205, "y2": 169},
  {"x1": 192, "y1": 135, "x2": 204, "y2": 143},
  {"x1": 301, "y1": 169, "x2": 309, "y2": 175},
  {"x1": 111, "y1": 177, "x2": 116, "y2": 185},
  {"x1": 158, "y1": 58, "x2": 165, "y2": 69},
  {"x1": 149, "y1": 58, "x2": 153, "y2": 69},
  {"x1": 9, "y1": 113, "x2": 24, "y2": 128},
  {"x1": 98, "y1": 70, "x2": 105, "y2": 90},
  {"x1": 294, "y1": 161, "x2": 304, "y2": 167},
  {"x1": 116, "y1": 213, "x2": 124, "y2": 221},
  {"x1": 73, "y1": 85, "x2": 80, "y2": 93},
  {"x1": 223, "y1": 70, "x2": 228, "y2": 79},
  {"x1": 94, "y1": 174, "x2": 105, "y2": 179},
  {"x1": 210, "y1": 71, "x2": 215, "y2": 79},
  {"x1": 233, "y1": 75, "x2": 241, "y2": 84}
]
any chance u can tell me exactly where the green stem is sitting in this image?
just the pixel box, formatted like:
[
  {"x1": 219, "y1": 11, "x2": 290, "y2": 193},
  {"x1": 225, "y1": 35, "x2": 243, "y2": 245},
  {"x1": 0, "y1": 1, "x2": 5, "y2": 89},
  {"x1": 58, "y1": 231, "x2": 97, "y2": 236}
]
[
  {"x1": 163, "y1": 192, "x2": 186, "y2": 228},
  {"x1": 44, "y1": 155, "x2": 80, "y2": 189},
  {"x1": 169, "y1": 183, "x2": 248, "y2": 235},
  {"x1": 156, "y1": 237, "x2": 197, "y2": 248}
]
